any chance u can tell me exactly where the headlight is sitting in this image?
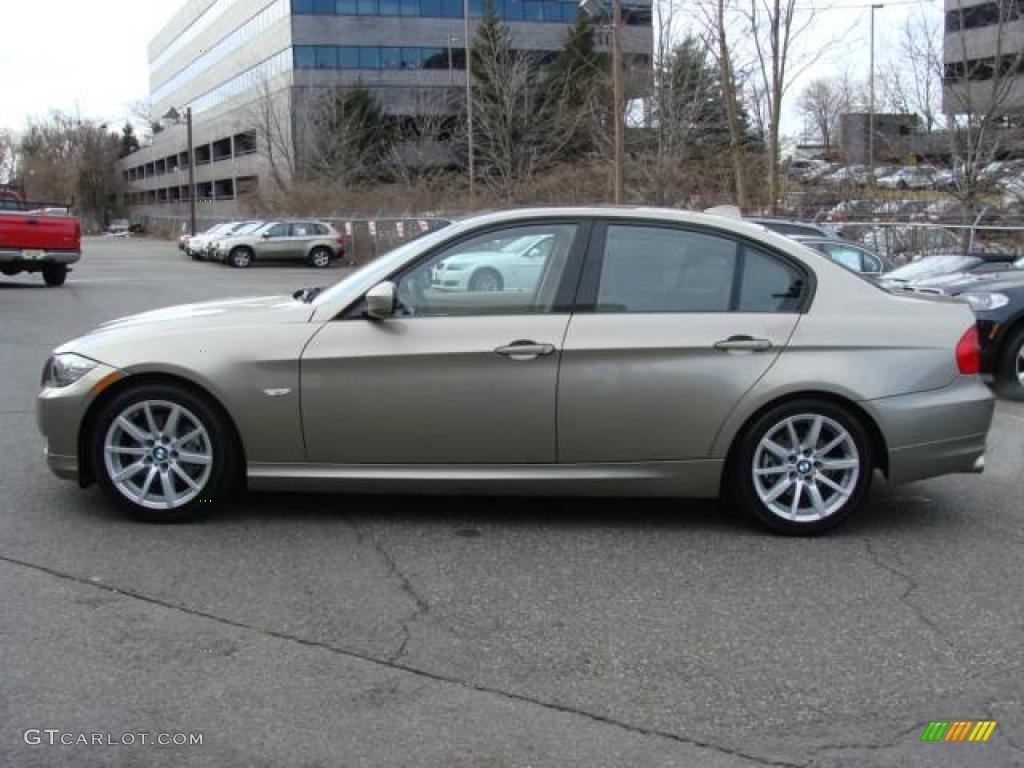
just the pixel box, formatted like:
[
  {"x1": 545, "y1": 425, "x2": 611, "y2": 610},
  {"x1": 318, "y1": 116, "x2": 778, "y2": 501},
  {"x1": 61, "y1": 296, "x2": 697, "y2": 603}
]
[
  {"x1": 43, "y1": 353, "x2": 98, "y2": 388},
  {"x1": 442, "y1": 262, "x2": 467, "y2": 271},
  {"x1": 961, "y1": 292, "x2": 1009, "y2": 312}
]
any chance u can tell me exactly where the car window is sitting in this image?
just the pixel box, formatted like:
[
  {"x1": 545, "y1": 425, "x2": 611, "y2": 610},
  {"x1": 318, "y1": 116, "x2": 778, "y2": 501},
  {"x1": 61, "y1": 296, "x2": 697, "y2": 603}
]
[
  {"x1": 290, "y1": 222, "x2": 315, "y2": 237},
  {"x1": 265, "y1": 223, "x2": 288, "y2": 237},
  {"x1": 738, "y1": 247, "x2": 804, "y2": 312},
  {"x1": 394, "y1": 224, "x2": 578, "y2": 317},
  {"x1": 596, "y1": 226, "x2": 736, "y2": 312},
  {"x1": 823, "y1": 244, "x2": 864, "y2": 272}
]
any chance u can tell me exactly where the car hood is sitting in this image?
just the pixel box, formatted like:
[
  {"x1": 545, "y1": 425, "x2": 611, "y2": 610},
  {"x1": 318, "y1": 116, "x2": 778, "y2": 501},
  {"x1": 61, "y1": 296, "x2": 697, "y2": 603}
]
[
  {"x1": 57, "y1": 295, "x2": 314, "y2": 357},
  {"x1": 940, "y1": 273, "x2": 1024, "y2": 295}
]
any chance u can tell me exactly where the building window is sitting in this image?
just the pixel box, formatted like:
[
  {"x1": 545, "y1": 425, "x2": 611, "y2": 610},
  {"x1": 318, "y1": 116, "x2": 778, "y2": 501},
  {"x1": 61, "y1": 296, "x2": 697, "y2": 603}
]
[{"x1": 315, "y1": 45, "x2": 338, "y2": 69}]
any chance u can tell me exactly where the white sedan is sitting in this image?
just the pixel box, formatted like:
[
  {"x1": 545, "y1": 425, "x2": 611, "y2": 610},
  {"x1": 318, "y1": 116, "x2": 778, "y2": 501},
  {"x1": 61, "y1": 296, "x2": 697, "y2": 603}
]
[{"x1": 431, "y1": 234, "x2": 555, "y2": 293}]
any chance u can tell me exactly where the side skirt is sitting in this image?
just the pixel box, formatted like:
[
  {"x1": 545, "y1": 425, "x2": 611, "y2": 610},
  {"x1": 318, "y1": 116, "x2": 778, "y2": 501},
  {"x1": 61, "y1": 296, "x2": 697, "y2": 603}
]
[{"x1": 247, "y1": 460, "x2": 725, "y2": 498}]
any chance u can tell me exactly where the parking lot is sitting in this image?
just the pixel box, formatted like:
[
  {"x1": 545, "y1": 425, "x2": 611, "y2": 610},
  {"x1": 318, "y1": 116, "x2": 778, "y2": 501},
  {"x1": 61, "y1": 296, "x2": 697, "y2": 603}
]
[{"x1": 2, "y1": 235, "x2": 1024, "y2": 767}]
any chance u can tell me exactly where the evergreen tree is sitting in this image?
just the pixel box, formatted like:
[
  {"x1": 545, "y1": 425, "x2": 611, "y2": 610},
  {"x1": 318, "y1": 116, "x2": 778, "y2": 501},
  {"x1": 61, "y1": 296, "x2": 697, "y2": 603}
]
[
  {"x1": 542, "y1": 12, "x2": 608, "y2": 159},
  {"x1": 119, "y1": 123, "x2": 140, "y2": 158},
  {"x1": 308, "y1": 85, "x2": 392, "y2": 183}
]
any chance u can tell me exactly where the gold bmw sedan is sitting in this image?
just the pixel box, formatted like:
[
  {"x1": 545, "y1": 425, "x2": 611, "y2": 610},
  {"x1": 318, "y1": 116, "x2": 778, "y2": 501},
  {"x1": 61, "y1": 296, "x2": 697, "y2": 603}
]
[{"x1": 37, "y1": 208, "x2": 994, "y2": 533}]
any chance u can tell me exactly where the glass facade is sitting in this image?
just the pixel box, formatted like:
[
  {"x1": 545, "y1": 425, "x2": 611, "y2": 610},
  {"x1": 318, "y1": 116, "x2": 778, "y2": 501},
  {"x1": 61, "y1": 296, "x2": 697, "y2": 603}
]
[
  {"x1": 945, "y1": 0, "x2": 1022, "y2": 33},
  {"x1": 150, "y1": 0, "x2": 239, "y2": 74},
  {"x1": 295, "y1": 44, "x2": 464, "y2": 69},
  {"x1": 292, "y1": 0, "x2": 652, "y2": 24},
  {"x1": 152, "y1": 0, "x2": 290, "y2": 103},
  {"x1": 188, "y1": 48, "x2": 293, "y2": 115}
]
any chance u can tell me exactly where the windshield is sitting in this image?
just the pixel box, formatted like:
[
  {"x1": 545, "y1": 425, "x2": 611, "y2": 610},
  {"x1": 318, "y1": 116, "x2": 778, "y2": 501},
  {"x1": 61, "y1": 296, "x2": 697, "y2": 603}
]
[
  {"x1": 233, "y1": 221, "x2": 263, "y2": 235},
  {"x1": 887, "y1": 255, "x2": 978, "y2": 281},
  {"x1": 311, "y1": 222, "x2": 457, "y2": 307}
]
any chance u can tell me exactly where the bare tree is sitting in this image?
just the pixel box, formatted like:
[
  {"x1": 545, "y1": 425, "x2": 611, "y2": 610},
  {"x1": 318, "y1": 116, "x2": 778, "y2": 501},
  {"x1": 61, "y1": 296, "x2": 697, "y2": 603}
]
[
  {"x1": 944, "y1": 0, "x2": 1024, "y2": 205},
  {"x1": 468, "y1": 14, "x2": 579, "y2": 202},
  {"x1": 246, "y1": 79, "x2": 299, "y2": 193},
  {"x1": 797, "y1": 79, "x2": 845, "y2": 147},
  {"x1": 880, "y1": 11, "x2": 943, "y2": 132},
  {"x1": 745, "y1": 0, "x2": 830, "y2": 213}
]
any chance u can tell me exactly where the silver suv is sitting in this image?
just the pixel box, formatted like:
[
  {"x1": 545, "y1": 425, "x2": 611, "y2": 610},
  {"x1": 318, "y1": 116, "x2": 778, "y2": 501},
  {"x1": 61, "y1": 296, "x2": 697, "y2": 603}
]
[{"x1": 213, "y1": 220, "x2": 345, "y2": 268}]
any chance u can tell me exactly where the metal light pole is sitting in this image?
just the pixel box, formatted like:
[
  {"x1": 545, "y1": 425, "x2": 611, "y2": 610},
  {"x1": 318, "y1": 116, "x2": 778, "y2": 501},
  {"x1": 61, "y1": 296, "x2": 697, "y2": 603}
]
[
  {"x1": 581, "y1": 0, "x2": 624, "y2": 204},
  {"x1": 868, "y1": 4, "x2": 883, "y2": 182},
  {"x1": 464, "y1": 0, "x2": 475, "y2": 205},
  {"x1": 163, "y1": 106, "x2": 197, "y2": 236}
]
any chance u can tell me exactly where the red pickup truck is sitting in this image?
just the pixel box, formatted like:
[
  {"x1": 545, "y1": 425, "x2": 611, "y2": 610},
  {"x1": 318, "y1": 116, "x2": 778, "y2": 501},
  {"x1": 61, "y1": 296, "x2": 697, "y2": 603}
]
[{"x1": 0, "y1": 190, "x2": 81, "y2": 286}]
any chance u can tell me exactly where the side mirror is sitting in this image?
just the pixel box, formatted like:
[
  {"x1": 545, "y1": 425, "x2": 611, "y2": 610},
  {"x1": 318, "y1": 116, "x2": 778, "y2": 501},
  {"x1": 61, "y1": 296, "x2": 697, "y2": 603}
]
[{"x1": 366, "y1": 281, "x2": 397, "y2": 319}]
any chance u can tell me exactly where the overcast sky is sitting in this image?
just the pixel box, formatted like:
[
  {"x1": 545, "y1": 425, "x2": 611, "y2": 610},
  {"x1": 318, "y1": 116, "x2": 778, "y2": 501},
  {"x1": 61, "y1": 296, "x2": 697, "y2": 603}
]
[{"x1": 0, "y1": 0, "x2": 939, "y2": 137}]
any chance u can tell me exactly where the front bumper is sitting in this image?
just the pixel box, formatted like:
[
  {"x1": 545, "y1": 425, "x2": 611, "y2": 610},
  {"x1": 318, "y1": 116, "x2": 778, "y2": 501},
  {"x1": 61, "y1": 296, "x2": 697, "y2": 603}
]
[
  {"x1": 865, "y1": 375, "x2": 995, "y2": 484},
  {"x1": 37, "y1": 362, "x2": 122, "y2": 483}
]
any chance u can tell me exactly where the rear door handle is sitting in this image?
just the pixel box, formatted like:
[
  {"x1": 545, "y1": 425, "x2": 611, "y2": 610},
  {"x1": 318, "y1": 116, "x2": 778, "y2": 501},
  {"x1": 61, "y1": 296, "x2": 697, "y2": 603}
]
[
  {"x1": 713, "y1": 335, "x2": 773, "y2": 351},
  {"x1": 494, "y1": 341, "x2": 556, "y2": 359}
]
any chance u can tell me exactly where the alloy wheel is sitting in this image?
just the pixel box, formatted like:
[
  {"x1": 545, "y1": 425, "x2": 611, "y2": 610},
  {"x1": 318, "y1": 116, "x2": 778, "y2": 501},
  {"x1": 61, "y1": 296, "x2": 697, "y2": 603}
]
[
  {"x1": 1016, "y1": 344, "x2": 1024, "y2": 387},
  {"x1": 752, "y1": 413, "x2": 860, "y2": 523},
  {"x1": 102, "y1": 399, "x2": 213, "y2": 510}
]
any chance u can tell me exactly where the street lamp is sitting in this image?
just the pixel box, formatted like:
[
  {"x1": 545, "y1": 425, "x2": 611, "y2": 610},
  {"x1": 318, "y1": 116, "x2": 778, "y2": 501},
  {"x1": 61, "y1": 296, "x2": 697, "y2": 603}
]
[
  {"x1": 162, "y1": 106, "x2": 197, "y2": 237},
  {"x1": 580, "y1": 0, "x2": 624, "y2": 204},
  {"x1": 868, "y1": 4, "x2": 884, "y2": 182}
]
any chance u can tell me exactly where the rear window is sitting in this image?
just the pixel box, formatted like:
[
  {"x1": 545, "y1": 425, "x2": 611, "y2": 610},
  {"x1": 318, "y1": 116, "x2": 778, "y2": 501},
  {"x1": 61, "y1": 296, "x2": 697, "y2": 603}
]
[{"x1": 594, "y1": 225, "x2": 805, "y2": 314}]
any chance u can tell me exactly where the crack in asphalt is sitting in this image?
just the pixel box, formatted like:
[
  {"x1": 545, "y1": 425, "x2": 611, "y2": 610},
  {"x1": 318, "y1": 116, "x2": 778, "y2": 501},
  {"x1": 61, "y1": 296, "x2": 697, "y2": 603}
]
[
  {"x1": 0, "y1": 552, "x2": 802, "y2": 768},
  {"x1": 347, "y1": 518, "x2": 430, "y2": 663},
  {"x1": 803, "y1": 720, "x2": 926, "y2": 764},
  {"x1": 863, "y1": 539, "x2": 955, "y2": 652}
]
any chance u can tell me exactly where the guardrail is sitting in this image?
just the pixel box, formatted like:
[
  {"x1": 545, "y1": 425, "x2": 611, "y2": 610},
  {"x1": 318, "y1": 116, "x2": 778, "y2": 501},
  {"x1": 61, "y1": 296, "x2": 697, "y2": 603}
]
[{"x1": 134, "y1": 214, "x2": 452, "y2": 264}]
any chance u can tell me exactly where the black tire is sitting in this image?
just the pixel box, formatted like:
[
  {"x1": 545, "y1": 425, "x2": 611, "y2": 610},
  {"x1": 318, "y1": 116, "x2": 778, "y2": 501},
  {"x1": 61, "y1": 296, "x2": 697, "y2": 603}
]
[
  {"x1": 995, "y1": 328, "x2": 1024, "y2": 401},
  {"x1": 468, "y1": 267, "x2": 503, "y2": 292},
  {"x1": 190, "y1": 251, "x2": 204, "y2": 261},
  {"x1": 89, "y1": 383, "x2": 238, "y2": 522},
  {"x1": 728, "y1": 399, "x2": 873, "y2": 535},
  {"x1": 42, "y1": 264, "x2": 67, "y2": 287},
  {"x1": 228, "y1": 247, "x2": 253, "y2": 268},
  {"x1": 307, "y1": 246, "x2": 333, "y2": 269}
]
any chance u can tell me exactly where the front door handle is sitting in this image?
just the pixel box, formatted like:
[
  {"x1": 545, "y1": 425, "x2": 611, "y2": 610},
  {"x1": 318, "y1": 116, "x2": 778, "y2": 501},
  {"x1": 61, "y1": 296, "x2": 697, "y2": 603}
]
[
  {"x1": 713, "y1": 335, "x2": 773, "y2": 352},
  {"x1": 494, "y1": 341, "x2": 556, "y2": 359}
]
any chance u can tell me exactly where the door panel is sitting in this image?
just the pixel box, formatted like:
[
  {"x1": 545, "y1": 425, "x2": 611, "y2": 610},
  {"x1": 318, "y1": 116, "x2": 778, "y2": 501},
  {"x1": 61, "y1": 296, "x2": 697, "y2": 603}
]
[
  {"x1": 301, "y1": 315, "x2": 570, "y2": 464},
  {"x1": 558, "y1": 313, "x2": 798, "y2": 462}
]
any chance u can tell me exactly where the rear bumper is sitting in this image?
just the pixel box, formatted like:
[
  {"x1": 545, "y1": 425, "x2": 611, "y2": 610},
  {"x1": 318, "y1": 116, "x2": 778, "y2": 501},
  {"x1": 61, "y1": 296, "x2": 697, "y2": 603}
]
[
  {"x1": 864, "y1": 376, "x2": 995, "y2": 484},
  {"x1": 0, "y1": 249, "x2": 80, "y2": 265}
]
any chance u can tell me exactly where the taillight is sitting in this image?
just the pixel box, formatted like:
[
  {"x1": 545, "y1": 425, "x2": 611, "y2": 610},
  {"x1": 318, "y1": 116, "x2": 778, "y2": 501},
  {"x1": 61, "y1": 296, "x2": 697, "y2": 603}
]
[{"x1": 956, "y1": 325, "x2": 981, "y2": 375}]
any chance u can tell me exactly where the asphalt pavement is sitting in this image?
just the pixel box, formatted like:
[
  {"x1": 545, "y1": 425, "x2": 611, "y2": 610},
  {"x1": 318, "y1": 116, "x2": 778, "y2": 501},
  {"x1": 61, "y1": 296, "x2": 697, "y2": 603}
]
[{"x1": 1, "y1": 236, "x2": 1022, "y2": 767}]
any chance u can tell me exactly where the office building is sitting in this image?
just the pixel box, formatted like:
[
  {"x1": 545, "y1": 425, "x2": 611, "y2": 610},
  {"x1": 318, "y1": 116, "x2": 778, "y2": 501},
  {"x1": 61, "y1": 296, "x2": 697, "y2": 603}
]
[
  {"x1": 942, "y1": 0, "x2": 1024, "y2": 117},
  {"x1": 118, "y1": 0, "x2": 653, "y2": 217}
]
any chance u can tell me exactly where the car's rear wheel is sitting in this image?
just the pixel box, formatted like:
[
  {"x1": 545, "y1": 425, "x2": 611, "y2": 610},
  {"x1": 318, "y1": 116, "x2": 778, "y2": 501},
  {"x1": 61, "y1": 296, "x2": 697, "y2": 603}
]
[
  {"x1": 996, "y1": 328, "x2": 1024, "y2": 401},
  {"x1": 308, "y1": 246, "x2": 332, "y2": 268},
  {"x1": 43, "y1": 264, "x2": 67, "y2": 287},
  {"x1": 90, "y1": 384, "x2": 236, "y2": 521},
  {"x1": 468, "y1": 268, "x2": 503, "y2": 292},
  {"x1": 730, "y1": 400, "x2": 873, "y2": 534},
  {"x1": 228, "y1": 247, "x2": 253, "y2": 268}
]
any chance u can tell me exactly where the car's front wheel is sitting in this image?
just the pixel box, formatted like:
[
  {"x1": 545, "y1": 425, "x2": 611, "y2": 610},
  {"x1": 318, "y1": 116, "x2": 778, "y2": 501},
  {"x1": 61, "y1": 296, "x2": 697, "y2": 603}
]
[
  {"x1": 730, "y1": 400, "x2": 873, "y2": 534},
  {"x1": 996, "y1": 328, "x2": 1024, "y2": 401},
  {"x1": 90, "y1": 383, "x2": 237, "y2": 521},
  {"x1": 468, "y1": 268, "x2": 503, "y2": 292},
  {"x1": 228, "y1": 247, "x2": 253, "y2": 268}
]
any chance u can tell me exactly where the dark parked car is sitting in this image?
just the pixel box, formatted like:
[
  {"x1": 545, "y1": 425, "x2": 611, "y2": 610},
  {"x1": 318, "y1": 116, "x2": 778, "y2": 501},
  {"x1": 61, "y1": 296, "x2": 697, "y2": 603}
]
[
  {"x1": 880, "y1": 253, "x2": 1019, "y2": 290},
  {"x1": 791, "y1": 236, "x2": 894, "y2": 275},
  {"x1": 937, "y1": 270, "x2": 1024, "y2": 399},
  {"x1": 749, "y1": 218, "x2": 839, "y2": 238}
]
